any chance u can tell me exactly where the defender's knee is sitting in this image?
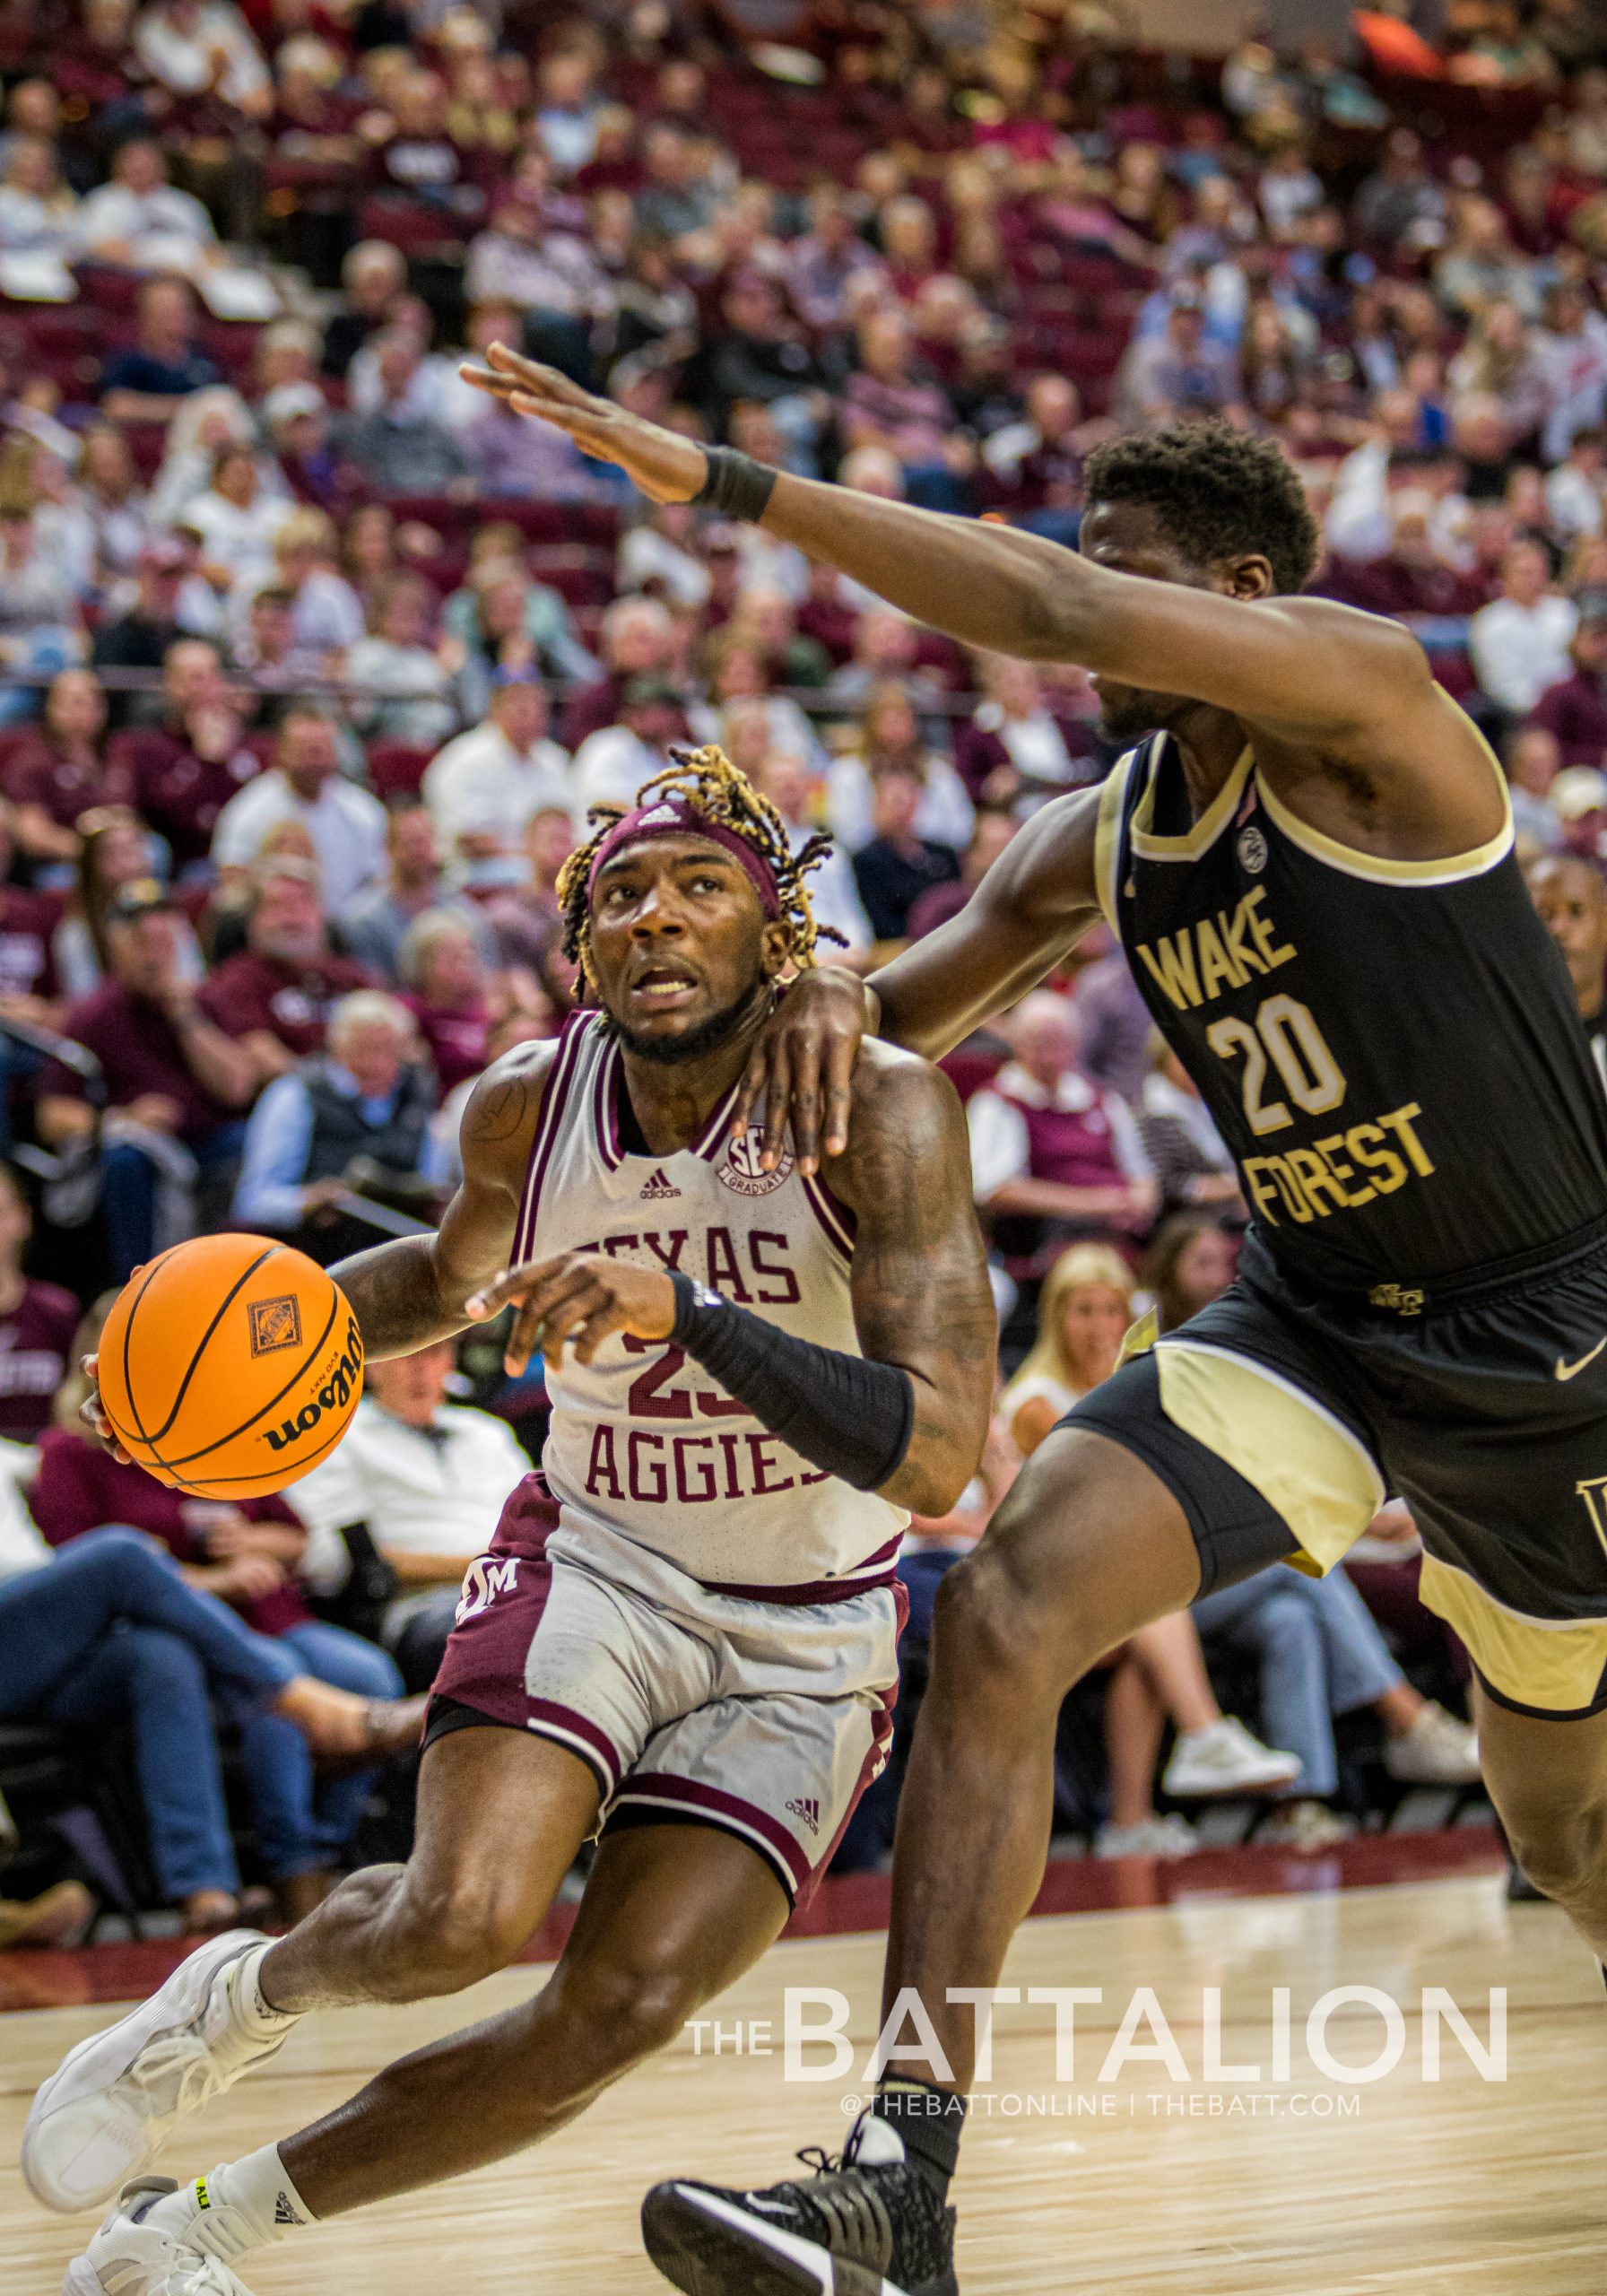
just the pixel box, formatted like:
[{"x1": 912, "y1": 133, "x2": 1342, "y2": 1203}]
[
  {"x1": 933, "y1": 1548, "x2": 1094, "y2": 1701},
  {"x1": 1508, "y1": 1798, "x2": 1607, "y2": 1909}
]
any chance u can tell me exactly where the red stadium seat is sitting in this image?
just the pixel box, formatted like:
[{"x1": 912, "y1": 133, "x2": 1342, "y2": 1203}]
[{"x1": 366, "y1": 741, "x2": 436, "y2": 801}]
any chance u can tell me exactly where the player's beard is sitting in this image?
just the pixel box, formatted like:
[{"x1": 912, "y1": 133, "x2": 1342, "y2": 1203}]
[
  {"x1": 610, "y1": 975, "x2": 773, "y2": 1066},
  {"x1": 1095, "y1": 679, "x2": 1184, "y2": 745}
]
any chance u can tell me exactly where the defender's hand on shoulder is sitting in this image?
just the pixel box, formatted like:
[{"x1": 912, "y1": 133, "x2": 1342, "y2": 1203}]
[{"x1": 733, "y1": 967, "x2": 878, "y2": 1179}]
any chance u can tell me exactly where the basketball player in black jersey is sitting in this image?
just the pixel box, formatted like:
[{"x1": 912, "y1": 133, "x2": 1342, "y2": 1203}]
[{"x1": 467, "y1": 347, "x2": 1607, "y2": 2296}]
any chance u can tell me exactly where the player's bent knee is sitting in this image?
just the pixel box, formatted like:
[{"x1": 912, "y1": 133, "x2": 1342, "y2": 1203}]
[
  {"x1": 546, "y1": 1954, "x2": 702, "y2": 2066},
  {"x1": 379, "y1": 1872, "x2": 539, "y2": 1996}
]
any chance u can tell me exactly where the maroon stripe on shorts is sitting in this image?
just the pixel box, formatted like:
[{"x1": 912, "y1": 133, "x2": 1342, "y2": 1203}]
[
  {"x1": 804, "y1": 1574, "x2": 909, "y2": 1908},
  {"x1": 699, "y1": 1537, "x2": 901, "y2": 1605},
  {"x1": 610, "y1": 1773, "x2": 812, "y2": 1898},
  {"x1": 526, "y1": 1698, "x2": 624, "y2": 1794}
]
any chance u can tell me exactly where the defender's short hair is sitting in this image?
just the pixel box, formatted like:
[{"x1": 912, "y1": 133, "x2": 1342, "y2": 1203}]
[{"x1": 1083, "y1": 421, "x2": 1321, "y2": 596}]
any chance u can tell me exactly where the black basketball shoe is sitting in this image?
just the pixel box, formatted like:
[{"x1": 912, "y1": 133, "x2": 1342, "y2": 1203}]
[{"x1": 641, "y1": 2120, "x2": 958, "y2": 2296}]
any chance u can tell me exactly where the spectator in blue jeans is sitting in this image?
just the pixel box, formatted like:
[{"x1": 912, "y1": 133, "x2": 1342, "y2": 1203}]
[
  {"x1": 33, "y1": 1317, "x2": 413, "y2": 1925},
  {"x1": 0, "y1": 1523, "x2": 422, "y2": 1930},
  {"x1": 1192, "y1": 1564, "x2": 1482, "y2": 1851}
]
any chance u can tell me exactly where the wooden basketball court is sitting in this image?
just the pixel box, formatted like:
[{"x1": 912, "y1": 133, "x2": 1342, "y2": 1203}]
[{"x1": 4, "y1": 1856, "x2": 1604, "y2": 2294}]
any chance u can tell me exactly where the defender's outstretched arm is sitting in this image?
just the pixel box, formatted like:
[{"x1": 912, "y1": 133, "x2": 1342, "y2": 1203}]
[{"x1": 463, "y1": 346, "x2": 1432, "y2": 742}]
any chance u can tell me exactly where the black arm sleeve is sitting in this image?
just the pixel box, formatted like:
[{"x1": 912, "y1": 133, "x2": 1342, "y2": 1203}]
[{"x1": 669, "y1": 1272, "x2": 914, "y2": 1492}]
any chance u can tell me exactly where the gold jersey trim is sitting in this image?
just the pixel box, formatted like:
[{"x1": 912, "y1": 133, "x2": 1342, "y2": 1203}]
[
  {"x1": 1152, "y1": 1337, "x2": 1385, "y2": 1575},
  {"x1": 1093, "y1": 747, "x2": 1139, "y2": 932},
  {"x1": 1128, "y1": 740, "x2": 1255, "y2": 863},
  {"x1": 1417, "y1": 1552, "x2": 1607, "y2": 1715},
  {"x1": 1251, "y1": 738, "x2": 1514, "y2": 888}
]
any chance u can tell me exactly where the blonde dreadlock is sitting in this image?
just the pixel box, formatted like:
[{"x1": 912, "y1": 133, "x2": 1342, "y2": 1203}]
[{"x1": 557, "y1": 744, "x2": 843, "y2": 1001}]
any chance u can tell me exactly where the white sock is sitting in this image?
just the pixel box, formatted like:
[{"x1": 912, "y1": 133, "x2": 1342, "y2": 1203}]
[
  {"x1": 212, "y1": 1942, "x2": 300, "y2": 2045},
  {"x1": 147, "y1": 2146, "x2": 317, "y2": 2266}
]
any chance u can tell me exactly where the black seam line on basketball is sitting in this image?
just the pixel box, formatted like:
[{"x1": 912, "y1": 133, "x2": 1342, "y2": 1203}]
[
  {"x1": 157, "y1": 1408, "x2": 352, "y2": 1488},
  {"x1": 117, "y1": 1251, "x2": 171, "y2": 1453},
  {"x1": 159, "y1": 1284, "x2": 343, "y2": 1468},
  {"x1": 141, "y1": 1243, "x2": 283, "y2": 1446}
]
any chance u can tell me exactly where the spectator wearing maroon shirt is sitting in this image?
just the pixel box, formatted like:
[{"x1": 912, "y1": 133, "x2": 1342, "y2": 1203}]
[
  {"x1": 951, "y1": 656, "x2": 1099, "y2": 807},
  {"x1": 198, "y1": 859, "x2": 371, "y2": 1091},
  {"x1": 398, "y1": 909, "x2": 491, "y2": 1096},
  {"x1": 2, "y1": 670, "x2": 132, "y2": 869},
  {"x1": 0, "y1": 1165, "x2": 77, "y2": 1440},
  {"x1": 1528, "y1": 612, "x2": 1607, "y2": 765},
  {"x1": 108, "y1": 639, "x2": 266, "y2": 872},
  {"x1": 979, "y1": 373, "x2": 1090, "y2": 529},
  {"x1": 966, "y1": 991, "x2": 1159, "y2": 1267},
  {"x1": 38, "y1": 883, "x2": 256, "y2": 1277}
]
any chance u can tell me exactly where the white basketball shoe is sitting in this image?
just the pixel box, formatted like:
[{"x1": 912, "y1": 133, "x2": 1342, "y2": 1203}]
[
  {"x1": 63, "y1": 2179, "x2": 256, "y2": 2296},
  {"x1": 24, "y1": 1931, "x2": 290, "y2": 2213}
]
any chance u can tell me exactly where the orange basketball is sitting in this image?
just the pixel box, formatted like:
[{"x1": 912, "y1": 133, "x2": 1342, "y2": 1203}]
[{"x1": 97, "y1": 1233, "x2": 365, "y2": 1499}]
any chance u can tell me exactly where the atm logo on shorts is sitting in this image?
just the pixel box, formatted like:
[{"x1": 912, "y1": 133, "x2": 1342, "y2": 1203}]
[{"x1": 456, "y1": 1555, "x2": 519, "y2": 1622}]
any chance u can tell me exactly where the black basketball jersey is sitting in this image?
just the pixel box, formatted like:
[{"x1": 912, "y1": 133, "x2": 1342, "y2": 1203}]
[{"x1": 1099, "y1": 735, "x2": 1607, "y2": 1298}]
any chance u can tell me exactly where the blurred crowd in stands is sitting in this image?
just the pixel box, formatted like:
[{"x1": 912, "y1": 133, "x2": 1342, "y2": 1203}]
[{"x1": 6, "y1": 0, "x2": 1603, "y2": 1943}]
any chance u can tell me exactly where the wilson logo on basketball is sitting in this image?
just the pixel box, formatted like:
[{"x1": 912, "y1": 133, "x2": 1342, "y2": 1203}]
[
  {"x1": 248, "y1": 1294, "x2": 303, "y2": 1356},
  {"x1": 719, "y1": 1128, "x2": 793, "y2": 1196},
  {"x1": 262, "y1": 1313, "x2": 365, "y2": 1454}
]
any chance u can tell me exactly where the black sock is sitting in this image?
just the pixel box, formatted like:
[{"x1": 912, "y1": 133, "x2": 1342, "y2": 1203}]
[{"x1": 871, "y1": 2076, "x2": 967, "y2": 2200}]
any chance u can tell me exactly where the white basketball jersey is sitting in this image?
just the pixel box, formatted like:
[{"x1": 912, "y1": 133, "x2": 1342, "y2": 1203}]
[{"x1": 514, "y1": 1013, "x2": 908, "y2": 1596}]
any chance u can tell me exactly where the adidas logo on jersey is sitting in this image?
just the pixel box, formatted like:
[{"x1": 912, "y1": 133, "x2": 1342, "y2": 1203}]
[
  {"x1": 640, "y1": 1168, "x2": 681, "y2": 1200},
  {"x1": 786, "y1": 1796, "x2": 821, "y2": 1834}
]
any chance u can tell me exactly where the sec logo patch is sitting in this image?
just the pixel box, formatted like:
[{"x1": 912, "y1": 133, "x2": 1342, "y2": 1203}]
[{"x1": 719, "y1": 1127, "x2": 793, "y2": 1196}]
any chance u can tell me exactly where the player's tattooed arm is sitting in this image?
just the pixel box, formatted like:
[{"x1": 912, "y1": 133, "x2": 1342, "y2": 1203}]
[
  {"x1": 333, "y1": 1040, "x2": 556, "y2": 1361},
  {"x1": 824, "y1": 1044, "x2": 998, "y2": 1515},
  {"x1": 737, "y1": 789, "x2": 1103, "y2": 1174}
]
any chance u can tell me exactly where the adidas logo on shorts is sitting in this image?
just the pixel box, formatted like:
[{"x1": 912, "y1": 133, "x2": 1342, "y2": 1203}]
[
  {"x1": 640, "y1": 1168, "x2": 682, "y2": 1201},
  {"x1": 786, "y1": 1796, "x2": 821, "y2": 1834}
]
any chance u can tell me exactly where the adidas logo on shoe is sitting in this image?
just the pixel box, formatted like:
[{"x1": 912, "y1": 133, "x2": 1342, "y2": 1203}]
[
  {"x1": 640, "y1": 1169, "x2": 681, "y2": 1200},
  {"x1": 786, "y1": 1796, "x2": 821, "y2": 1834},
  {"x1": 274, "y1": 2194, "x2": 305, "y2": 2227}
]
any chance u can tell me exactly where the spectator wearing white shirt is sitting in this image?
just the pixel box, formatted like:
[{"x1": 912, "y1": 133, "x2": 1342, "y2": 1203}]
[
  {"x1": 212, "y1": 708, "x2": 387, "y2": 911},
  {"x1": 1469, "y1": 540, "x2": 1579, "y2": 718},
  {"x1": 292, "y1": 1339, "x2": 532, "y2": 1689},
  {"x1": 423, "y1": 672, "x2": 573, "y2": 878},
  {"x1": 134, "y1": 0, "x2": 271, "y2": 112},
  {"x1": 183, "y1": 444, "x2": 290, "y2": 593},
  {"x1": 570, "y1": 677, "x2": 686, "y2": 815},
  {"x1": 744, "y1": 740, "x2": 873, "y2": 957},
  {"x1": 967, "y1": 992, "x2": 1158, "y2": 1258},
  {"x1": 74, "y1": 138, "x2": 216, "y2": 272}
]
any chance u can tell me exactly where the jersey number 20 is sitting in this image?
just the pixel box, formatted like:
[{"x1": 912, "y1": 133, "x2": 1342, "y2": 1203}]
[{"x1": 1205, "y1": 995, "x2": 1347, "y2": 1136}]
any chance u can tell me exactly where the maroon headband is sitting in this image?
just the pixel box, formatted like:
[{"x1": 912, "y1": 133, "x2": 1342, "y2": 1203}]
[{"x1": 586, "y1": 793, "x2": 782, "y2": 918}]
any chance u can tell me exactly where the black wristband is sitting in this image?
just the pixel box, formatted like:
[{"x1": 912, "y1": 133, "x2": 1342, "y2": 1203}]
[
  {"x1": 694, "y1": 445, "x2": 778, "y2": 524},
  {"x1": 669, "y1": 1273, "x2": 914, "y2": 1492}
]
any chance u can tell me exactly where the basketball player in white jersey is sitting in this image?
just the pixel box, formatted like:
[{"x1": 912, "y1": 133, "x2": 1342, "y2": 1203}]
[{"x1": 29, "y1": 746, "x2": 995, "y2": 2296}]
